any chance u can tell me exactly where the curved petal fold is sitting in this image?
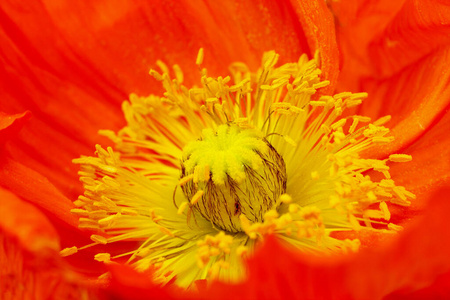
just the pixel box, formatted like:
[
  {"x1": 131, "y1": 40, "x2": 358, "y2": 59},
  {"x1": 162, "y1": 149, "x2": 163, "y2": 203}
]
[
  {"x1": 0, "y1": 111, "x2": 30, "y2": 144},
  {"x1": 289, "y1": 0, "x2": 339, "y2": 92},
  {"x1": 331, "y1": 0, "x2": 450, "y2": 90},
  {"x1": 0, "y1": 187, "x2": 96, "y2": 298},
  {"x1": 389, "y1": 109, "x2": 450, "y2": 204},
  {"x1": 0, "y1": 187, "x2": 59, "y2": 252},
  {"x1": 0, "y1": 155, "x2": 79, "y2": 229},
  {"x1": 369, "y1": 0, "x2": 450, "y2": 78},
  {"x1": 360, "y1": 47, "x2": 450, "y2": 159}
]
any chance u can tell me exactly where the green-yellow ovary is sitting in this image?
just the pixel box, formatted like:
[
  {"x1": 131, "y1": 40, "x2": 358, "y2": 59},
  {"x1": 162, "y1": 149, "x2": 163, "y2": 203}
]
[{"x1": 181, "y1": 124, "x2": 287, "y2": 232}]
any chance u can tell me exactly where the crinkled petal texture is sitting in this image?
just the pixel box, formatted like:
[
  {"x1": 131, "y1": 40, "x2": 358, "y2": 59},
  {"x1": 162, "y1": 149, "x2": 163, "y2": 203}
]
[
  {"x1": 1, "y1": 0, "x2": 450, "y2": 299},
  {"x1": 0, "y1": 187, "x2": 96, "y2": 299},
  {"x1": 331, "y1": 0, "x2": 450, "y2": 85}
]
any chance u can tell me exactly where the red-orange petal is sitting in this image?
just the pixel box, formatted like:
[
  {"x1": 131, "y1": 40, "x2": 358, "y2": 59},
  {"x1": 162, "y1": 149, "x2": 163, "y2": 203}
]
[
  {"x1": 101, "y1": 264, "x2": 186, "y2": 300},
  {"x1": 389, "y1": 108, "x2": 450, "y2": 207},
  {"x1": 289, "y1": 0, "x2": 339, "y2": 93},
  {"x1": 0, "y1": 187, "x2": 59, "y2": 252},
  {"x1": 0, "y1": 111, "x2": 30, "y2": 144},
  {"x1": 330, "y1": 0, "x2": 450, "y2": 91},
  {"x1": 0, "y1": 154, "x2": 79, "y2": 229},
  {"x1": 384, "y1": 269, "x2": 450, "y2": 299},
  {"x1": 17, "y1": 0, "x2": 313, "y2": 96},
  {"x1": 359, "y1": 47, "x2": 450, "y2": 159},
  {"x1": 0, "y1": 187, "x2": 97, "y2": 298},
  {"x1": 369, "y1": 0, "x2": 450, "y2": 78},
  {"x1": 329, "y1": 0, "x2": 407, "y2": 91}
]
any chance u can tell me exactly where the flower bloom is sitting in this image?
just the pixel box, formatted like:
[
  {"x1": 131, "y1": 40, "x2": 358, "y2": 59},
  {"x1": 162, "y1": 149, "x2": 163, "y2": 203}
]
[{"x1": 1, "y1": 1, "x2": 450, "y2": 299}]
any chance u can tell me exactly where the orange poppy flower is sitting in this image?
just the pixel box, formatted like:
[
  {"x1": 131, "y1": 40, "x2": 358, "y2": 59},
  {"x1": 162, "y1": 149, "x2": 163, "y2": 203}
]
[{"x1": 1, "y1": 1, "x2": 450, "y2": 299}]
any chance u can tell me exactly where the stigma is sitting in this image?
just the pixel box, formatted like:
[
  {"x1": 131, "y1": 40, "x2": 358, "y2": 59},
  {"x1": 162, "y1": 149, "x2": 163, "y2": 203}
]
[{"x1": 180, "y1": 124, "x2": 286, "y2": 232}]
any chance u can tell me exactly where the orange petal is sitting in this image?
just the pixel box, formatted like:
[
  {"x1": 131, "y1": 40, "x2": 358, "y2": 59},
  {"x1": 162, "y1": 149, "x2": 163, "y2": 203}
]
[
  {"x1": 0, "y1": 155, "x2": 79, "y2": 229},
  {"x1": 0, "y1": 111, "x2": 30, "y2": 144},
  {"x1": 385, "y1": 269, "x2": 450, "y2": 299},
  {"x1": 103, "y1": 264, "x2": 184, "y2": 300},
  {"x1": 359, "y1": 47, "x2": 450, "y2": 159},
  {"x1": 0, "y1": 187, "x2": 59, "y2": 253},
  {"x1": 8, "y1": 0, "x2": 313, "y2": 96},
  {"x1": 369, "y1": 0, "x2": 450, "y2": 78},
  {"x1": 389, "y1": 108, "x2": 450, "y2": 207},
  {"x1": 0, "y1": 187, "x2": 96, "y2": 298},
  {"x1": 330, "y1": 0, "x2": 450, "y2": 90},
  {"x1": 289, "y1": 0, "x2": 339, "y2": 92},
  {"x1": 330, "y1": 0, "x2": 407, "y2": 91}
]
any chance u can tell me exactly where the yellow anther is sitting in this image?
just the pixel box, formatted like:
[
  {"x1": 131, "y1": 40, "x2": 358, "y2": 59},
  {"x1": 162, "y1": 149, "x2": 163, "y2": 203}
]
[
  {"x1": 121, "y1": 208, "x2": 138, "y2": 216},
  {"x1": 190, "y1": 190, "x2": 204, "y2": 205},
  {"x1": 389, "y1": 154, "x2": 412, "y2": 162},
  {"x1": 196, "y1": 48, "x2": 204, "y2": 65},
  {"x1": 379, "y1": 202, "x2": 391, "y2": 220},
  {"x1": 312, "y1": 80, "x2": 330, "y2": 89},
  {"x1": 150, "y1": 210, "x2": 163, "y2": 223},
  {"x1": 179, "y1": 174, "x2": 194, "y2": 186},
  {"x1": 236, "y1": 245, "x2": 248, "y2": 257},
  {"x1": 348, "y1": 214, "x2": 361, "y2": 230},
  {"x1": 331, "y1": 118, "x2": 347, "y2": 130},
  {"x1": 173, "y1": 64, "x2": 184, "y2": 83},
  {"x1": 288, "y1": 204, "x2": 299, "y2": 214},
  {"x1": 354, "y1": 115, "x2": 371, "y2": 122},
  {"x1": 388, "y1": 223, "x2": 403, "y2": 231},
  {"x1": 345, "y1": 100, "x2": 362, "y2": 108},
  {"x1": 334, "y1": 92, "x2": 352, "y2": 99},
  {"x1": 309, "y1": 101, "x2": 326, "y2": 107},
  {"x1": 206, "y1": 97, "x2": 219, "y2": 104},
  {"x1": 177, "y1": 201, "x2": 189, "y2": 215},
  {"x1": 60, "y1": 246, "x2": 78, "y2": 257},
  {"x1": 263, "y1": 50, "x2": 279, "y2": 69},
  {"x1": 279, "y1": 193, "x2": 292, "y2": 204},
  {"x1": 98, "y1": 213, "x2": 120, "y2": 227},
  {"x1": 70, "y1": 208, "x2": 89, "y2": 217},
  {"x1": 373, "y1": 115, "x2": 392, "y2": 126},
  {"x1": 159, "y1": 226, "x2": 175, "y2": 237},
  {"x1": 149, "y1": 69, "x2": 163, "y2": 81},
  {"x1": 321, "y1": 124, "x2": 331, "y2": 134},
  {"x1": 351, "y1": 92, "x2": 368, "y2": 99},
  {"x1": 367, "y1": 191, "x2": 377, "y2": 202},
  {"x1": 156, "y1": 60, "x2": 169, "y2": 74},
  {"x1": 272, "y1": 102, "x2": 292, "y2": 109},
  {"x1": 349, "y1": 119, "x2": 359, "y2": 134},
  {"x1": 94, "y1": 253, "x2": 111, "y2": 262}
]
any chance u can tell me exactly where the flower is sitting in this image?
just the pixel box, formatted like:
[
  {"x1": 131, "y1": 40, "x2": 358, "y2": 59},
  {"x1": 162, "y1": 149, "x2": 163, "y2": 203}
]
[{"x1": 1, "y1": 0, "x2": 450, "y2": 299}]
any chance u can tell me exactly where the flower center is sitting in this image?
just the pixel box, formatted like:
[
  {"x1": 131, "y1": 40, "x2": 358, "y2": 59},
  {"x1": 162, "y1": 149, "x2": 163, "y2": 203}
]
[{"x1": 180, "y1": 124, "x2": 286, "y2": 232}]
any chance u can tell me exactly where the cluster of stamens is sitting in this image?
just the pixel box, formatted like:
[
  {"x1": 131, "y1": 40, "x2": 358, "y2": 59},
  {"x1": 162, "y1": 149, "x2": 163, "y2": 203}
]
[{"x1": 62, "y1": 49, "x2": 415, "y2": 287}]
